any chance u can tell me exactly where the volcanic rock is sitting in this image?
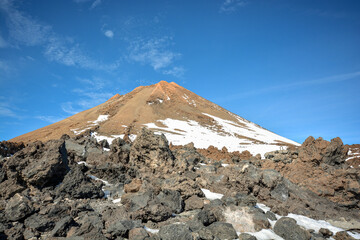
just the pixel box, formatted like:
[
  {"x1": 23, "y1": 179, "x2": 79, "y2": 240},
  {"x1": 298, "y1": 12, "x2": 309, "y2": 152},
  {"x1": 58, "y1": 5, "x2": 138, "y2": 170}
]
[{"x1": 274, "y1": 217, "x2": 311, "y2": 240}]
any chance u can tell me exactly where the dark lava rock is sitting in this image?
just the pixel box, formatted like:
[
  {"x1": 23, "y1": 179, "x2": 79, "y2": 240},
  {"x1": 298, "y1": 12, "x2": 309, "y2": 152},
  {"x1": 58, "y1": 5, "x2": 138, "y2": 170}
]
[
  {"x1": 239, "y1": 233, "x2": 257, "y2": 240},
  {"x1": 106, "y1": 220, "x2": 142, "y2": 238},
  {"x1": 50, "y1": 216, "x2": 77, "y2": 237},
  {"x1": 207, "y1": 222, "x2": 238, "y2": 240},
  {"x1": 4, "y1": 222, "x2": 24, "y2": 240},
  {"x1": 158, "y1": 223, "x2": 192, "y2": 240},
  {"x1": 0, "y1": 141, "x2": 24, "y2": 158},
  {"x1": 5, "y1": 193, "x2": 34, "y2": 221},
  {"x1": 129, "y1": 128, "x2": 175, "y2": 171},
  {"x1": 56, "y1": 166, "x2": 104, "y2": 199},
  {"x1": 21, "y1": 140, "x2": 69, "y2": 188},
  {"x1": 274, "y1": 217, "x2": 311, "y2": 240},
  {"x1": 24, "y1": 213, "x2": 55, "y2": 232},
  {"x1": 196, "y1": 209, "x2": 217, "y2": 226},
  {"x1": 156, "y1": 189, "x2": 184, "y2": 214}
]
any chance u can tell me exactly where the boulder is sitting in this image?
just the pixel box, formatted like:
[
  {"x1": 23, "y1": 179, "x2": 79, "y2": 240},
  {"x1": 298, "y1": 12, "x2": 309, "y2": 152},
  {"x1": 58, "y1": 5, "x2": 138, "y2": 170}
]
[
  {"x1": 185, "y1": 195, "x2": 204, "y2": 211},
  {"x1": 56, "y1": 166, "x2": 104, "y2": 199},
  {"x1": 129, "y1": 228, "x2": 150, "y2": 240},
  {"x1": 21, "y1": 140, "x2": 69, "y2": 188},
  {"x1": 156, "y1": 189, "x2": 184, "y2": 214},
  {"x1": 50, "y1": 216, "x2": 77, "y2": 237},
  {"x1": 125, "y1": 179, "x2": 143, "y2": 193},
  {"x1": 207, "y1": 222, "x2": 238, "y2": 240},
  {"x1": 274, "y1": 217, "x2": 311, "y2": 240},
  {"x1": 158, "y1": 223, "x2": 192, "y2": 240},
  {"x1": 333, "y1": 231, "x2": 356, "y2": 240},
  {"x1": 129, "y1": 128, "x2": 175, "y2": 171},
  {"x1": 5, "y1": 193, "x2": 34, "y2": 221},
  {"x1": 106, "y1": 220, "x2": 142, "y2": 239}
]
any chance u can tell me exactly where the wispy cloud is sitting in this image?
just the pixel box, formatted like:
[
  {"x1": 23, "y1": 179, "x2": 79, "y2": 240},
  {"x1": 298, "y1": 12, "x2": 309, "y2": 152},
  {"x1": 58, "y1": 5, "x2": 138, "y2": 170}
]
[
  {"x1": 61, "y1": 77, "x2": 114, "y2": 115},
  {"x1": 0, "y1": 99, "x2": 18, "y2": 118},
  {"x1": 0, "y1": 0, "x2": 119, "y2": 71},
  {"x1": 163, "y1": 66, "x2": 185, "y2": 78},
  {"x1": 128, "y1": 37, "x2": 181, "y2": 71},
  {"x1": 220, "y1": 0, "x2": 247, "y2": 13},
  {"x1": 90, "y1": 0, "x2": 102, "y2": 9},
  {"x1": 104, "y1": 30, "x2": 114, "y2": 39},
  {"x1": 217, "y1": 71, "x2": 360, "y2": 102}
]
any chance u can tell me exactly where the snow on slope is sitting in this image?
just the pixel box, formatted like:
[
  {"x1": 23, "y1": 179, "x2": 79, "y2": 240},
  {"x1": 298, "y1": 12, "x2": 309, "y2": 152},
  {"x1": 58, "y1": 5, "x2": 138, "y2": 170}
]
[{"x1": 144, "y1": 113, "x2": 299, "y2": 157}]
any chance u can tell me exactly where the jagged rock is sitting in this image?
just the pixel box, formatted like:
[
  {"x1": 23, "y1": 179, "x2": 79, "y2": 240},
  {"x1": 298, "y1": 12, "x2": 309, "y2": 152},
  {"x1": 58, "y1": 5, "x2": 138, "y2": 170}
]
[
  {"x1": 299, "y1": 136, "x2": 348, "y2": 166},
  {"x1": 156, "y1": 189, "x2": 184, "y2": 214},
  {"x1": 207, "y1": 222, "x2": 238, "y2": 240},
  {"x1": 162, "y1": 176, "x2": 204, "y2": 199},
  {"x1": 129, "y1": 128, "x2": 175, "y2": 171},
  {"x1": 239, "y1": 233, "x2": 257, "y2": 240},
  {"x1": 50, "y1": 216, "x2": 77, "y2": 237},
  {"x1": 5, "y1": 193, "x2": 34, "y2": 221},
  {"x1": 274, "y1": 217, "x2": 311, "y2": 240},
  {"x1": 24, "y1": 213, "x2": 55, "y2": 232},
  {"x1": 264, "y1": 150, "x2": 298, "y2": 164},
  {"x1": 109, "y1": 138, "x2": 131, "y2": 164},
  {"x1": 0, "y1": 141, "x2": 25, "y2": 158},
  {"x1": 106, "y1": 220, "x2": 142, "y2": 238},
  {"x1": 172, "y1": 145, "x2": 205, "y2": 169},
  {"x1": 56, "y1": 166, "x2": 104, "y2": 199},
  {"x1": 158, "y1": 223, "x2": 192, "y2": 240},
  {"x1": 0, "y1": 179, "x2": 26, "y2": 200},
  {"x1": 192, "y1": 227, "x2": 214, "y2": 240},
  {"x1": 185, "y1": 195, "x2": 204, "y2": 211},
  {"x1": 73, "y1": 212, "x2": 104, "y2": 236},
  {"x1": 21, "y1": 140, "x2": 69, "y2": 188},
  {"x1": 4, "y1": 222, "x2": 24, "y2": 240}
]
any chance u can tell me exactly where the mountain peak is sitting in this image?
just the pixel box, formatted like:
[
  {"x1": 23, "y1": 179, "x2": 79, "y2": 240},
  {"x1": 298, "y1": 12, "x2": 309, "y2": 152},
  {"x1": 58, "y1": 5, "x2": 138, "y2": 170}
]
[{"x1": 11, "y1": 80, "x2": 299, "y2": 156}]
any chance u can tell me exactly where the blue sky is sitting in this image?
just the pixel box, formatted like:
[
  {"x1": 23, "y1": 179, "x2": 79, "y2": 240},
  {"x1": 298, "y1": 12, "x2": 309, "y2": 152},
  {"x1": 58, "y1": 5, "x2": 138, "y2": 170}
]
[{"x1": 0, "y1": 0, "x2": 359, "y2": 144}]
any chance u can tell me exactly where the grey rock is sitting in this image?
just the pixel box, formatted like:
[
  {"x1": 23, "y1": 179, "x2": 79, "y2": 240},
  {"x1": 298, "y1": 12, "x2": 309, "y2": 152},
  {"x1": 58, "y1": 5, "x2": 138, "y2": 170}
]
[
  {"x1": 264, "y1": 211, "x2": 277, "y2": 221},
  {"x1": 197, "y1": 209, "x2": 217, "y2": 226},
  {"x1": 158, "y1": 223, "x2": 192, "y2": 240},
  {"x1": 21, "y1": 140, "x2": 69, "y2": 188},
  {"x1": 56, "y1": 166, "x2": 104, "y2": 199},
  {"x1": 50, "y1": 216, "x2": 77, "y2": 237},
  {"x1": 207, "y1": 222, "x2": 238, "y2": 240},
  {"x1": 5, "y1": 193, "x2": 34, "y2": 221},
  {"x1": 129, "y1": 128, "x2": 174, "y2": 171},
  {"x1": 239, "y1": 233, "x2": 257, "y2": 240},
  {"x1": 24, "y1": 213, "x2": 55, "y2": 232},
  {"x1": 274, "y1": 217, "x2": 311, "y2": 240},
  {"x1": 129, "y1": 227, "x2": 150, "y2": 240},
  {"x1": 157, "y1": 189, "x2": 184, "y2": 214},
  {"x1": 107, "y1": 220, "x2": 142, "y2": 238}
]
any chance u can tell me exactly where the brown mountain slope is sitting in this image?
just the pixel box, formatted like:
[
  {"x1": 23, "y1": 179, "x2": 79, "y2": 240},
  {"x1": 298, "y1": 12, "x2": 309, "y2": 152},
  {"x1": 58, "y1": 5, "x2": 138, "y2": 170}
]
[{"x1": 11, "y1": 81, "x2": 299, "y2": 156}]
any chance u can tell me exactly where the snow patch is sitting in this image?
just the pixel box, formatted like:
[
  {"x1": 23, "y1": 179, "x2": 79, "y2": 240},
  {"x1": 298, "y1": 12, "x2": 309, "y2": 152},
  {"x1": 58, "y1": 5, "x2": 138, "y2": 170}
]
[
  {"x1": 71, "y1": 115, "x2": 110, "y2": 135},
  {"x1": 143, "y1": 115, "x2": 297, "y2": 157},
  {"x1": 201, "y1": 188, "x2": 224, "y2": 200},
  {"x1": 144, "y1": 226, "x2": 159, "y2": 234}
]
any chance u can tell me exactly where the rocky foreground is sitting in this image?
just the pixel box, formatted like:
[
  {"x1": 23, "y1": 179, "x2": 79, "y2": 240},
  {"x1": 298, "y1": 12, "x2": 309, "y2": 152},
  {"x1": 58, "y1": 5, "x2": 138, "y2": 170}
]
[{"x1": 0, "y1": 129, "x2": 359, "y2": 240}]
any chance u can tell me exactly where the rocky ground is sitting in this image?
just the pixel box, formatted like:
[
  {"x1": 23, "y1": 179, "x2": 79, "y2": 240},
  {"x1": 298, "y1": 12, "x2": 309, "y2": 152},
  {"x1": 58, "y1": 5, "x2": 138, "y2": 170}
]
[{"x1": 0, "y1": 129, "x2": 359, "y2": 240}]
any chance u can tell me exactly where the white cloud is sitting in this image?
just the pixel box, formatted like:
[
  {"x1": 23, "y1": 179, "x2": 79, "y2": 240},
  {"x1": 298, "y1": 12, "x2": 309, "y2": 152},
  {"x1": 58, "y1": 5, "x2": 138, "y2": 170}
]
[
  {"x1": 220, "y1": 0, "x2": 247, "y2": 13},
  {"x1": 0, "y1": 0, "x2": 51, "y2": 46},
  {"x1": 90, "y1": 0, "x2": 102, "y2": 9},
  {"x1": 128, "y1": 37, "x2": 181, "y2": 70},
  {"x1": 0, "y1": 101, "x2": 17, "y2": 118},
  {"x1": 104, "y1": 30, "x2": 114, "y2": 38},
  {"x1": 61, "y1": 102, "x2": 81, "y2": 115},
  {"x1": 163, "y1": 66, "x2": 185, "y2": 78},
  {"x1": 1, "y1": 0, "x2": 119, "y2": 71}
]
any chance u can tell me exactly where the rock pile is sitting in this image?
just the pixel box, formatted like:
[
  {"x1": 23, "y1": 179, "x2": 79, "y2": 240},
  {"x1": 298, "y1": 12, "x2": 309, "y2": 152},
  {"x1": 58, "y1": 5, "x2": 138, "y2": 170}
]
[
  {"x1": 262, "y1": 136, "x2": 360, "y2": 208},
  {"x1": 0, "y1": 130, "x2": 359, "y2": 239}
]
